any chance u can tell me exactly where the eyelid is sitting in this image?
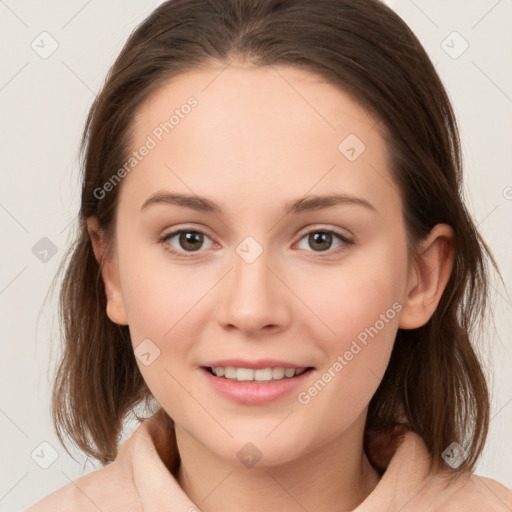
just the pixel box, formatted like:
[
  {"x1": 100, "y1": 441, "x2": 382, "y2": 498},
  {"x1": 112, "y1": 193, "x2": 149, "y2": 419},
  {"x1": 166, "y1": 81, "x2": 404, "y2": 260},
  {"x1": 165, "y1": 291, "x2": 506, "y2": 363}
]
[
  {"x1": 295, "y1": 223, "x2": 353, "y2": 240},
  {"x1": 160, "y1": 223, "x2": 215, "y2": 240}
]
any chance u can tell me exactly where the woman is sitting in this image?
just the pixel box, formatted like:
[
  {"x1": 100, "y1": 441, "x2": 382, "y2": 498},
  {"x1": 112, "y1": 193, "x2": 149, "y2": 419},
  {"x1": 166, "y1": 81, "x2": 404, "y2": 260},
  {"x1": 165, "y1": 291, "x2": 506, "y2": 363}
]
[{"x1": 27, "y1": 0, "x2": 512, "y2": 510}]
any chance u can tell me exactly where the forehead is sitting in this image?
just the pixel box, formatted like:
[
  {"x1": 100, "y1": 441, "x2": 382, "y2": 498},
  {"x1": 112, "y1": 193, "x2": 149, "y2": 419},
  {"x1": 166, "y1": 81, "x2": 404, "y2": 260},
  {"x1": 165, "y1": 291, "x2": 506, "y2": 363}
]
[
  {"x1": 134, "y1": 63, "x2": 378, "y2": 150},
  {"x1": 122, "y1": 64, "x2": 398, "y2": 217}
]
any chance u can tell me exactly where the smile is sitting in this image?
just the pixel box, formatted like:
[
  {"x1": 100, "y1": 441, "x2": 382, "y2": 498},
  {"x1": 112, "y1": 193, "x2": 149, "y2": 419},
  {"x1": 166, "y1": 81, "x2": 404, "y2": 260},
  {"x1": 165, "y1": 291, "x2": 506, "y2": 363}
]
[{"x1": 201, "y1": 365, "x2": 315, "y2": 405}]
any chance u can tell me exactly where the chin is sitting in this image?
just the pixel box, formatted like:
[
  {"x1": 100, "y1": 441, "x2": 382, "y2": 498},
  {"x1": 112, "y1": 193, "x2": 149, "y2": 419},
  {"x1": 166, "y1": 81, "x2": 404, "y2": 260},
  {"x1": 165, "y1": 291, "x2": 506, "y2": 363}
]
[{"x1": 206, "y1": 428, "x2": 314, "y2": 468}]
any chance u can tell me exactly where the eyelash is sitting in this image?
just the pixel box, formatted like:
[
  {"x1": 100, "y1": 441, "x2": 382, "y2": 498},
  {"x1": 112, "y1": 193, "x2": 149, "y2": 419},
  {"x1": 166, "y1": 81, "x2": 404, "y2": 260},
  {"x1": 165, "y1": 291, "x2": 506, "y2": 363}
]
[{"x1": 159, "y1": 226, "x2": 354, "y2": 259}]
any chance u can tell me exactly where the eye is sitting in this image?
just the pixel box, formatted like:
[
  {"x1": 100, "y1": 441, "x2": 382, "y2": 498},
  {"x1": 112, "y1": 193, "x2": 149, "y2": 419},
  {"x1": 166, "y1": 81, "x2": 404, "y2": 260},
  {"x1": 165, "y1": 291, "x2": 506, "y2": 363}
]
[
  {"x1": 161, "y1": 228, "x2": 216, "y2": 257},
  {"x1": 295, "y1": 229, "x2": 353, "y2": 256},
  {"x1": 160, "y1": 226, "x2": 353, "y2": 259}
]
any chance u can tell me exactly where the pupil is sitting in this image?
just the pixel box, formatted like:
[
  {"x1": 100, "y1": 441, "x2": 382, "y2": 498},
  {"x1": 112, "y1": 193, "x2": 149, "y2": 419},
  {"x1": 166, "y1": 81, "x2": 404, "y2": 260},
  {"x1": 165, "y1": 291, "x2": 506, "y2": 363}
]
[{"x1": 310, "y1": 232, "x2": 331, "y2": 251}]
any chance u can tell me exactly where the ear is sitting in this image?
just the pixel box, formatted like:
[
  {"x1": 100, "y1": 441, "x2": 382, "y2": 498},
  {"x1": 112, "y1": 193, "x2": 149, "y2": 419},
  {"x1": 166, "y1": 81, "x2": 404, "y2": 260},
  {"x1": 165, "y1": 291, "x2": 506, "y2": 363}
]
[
  {"x1": 86, "y1": 217, "x2": 128, "y2": 326},
  {"x1": 398, "y1": 223, "x2": 455, "y2": 329}
]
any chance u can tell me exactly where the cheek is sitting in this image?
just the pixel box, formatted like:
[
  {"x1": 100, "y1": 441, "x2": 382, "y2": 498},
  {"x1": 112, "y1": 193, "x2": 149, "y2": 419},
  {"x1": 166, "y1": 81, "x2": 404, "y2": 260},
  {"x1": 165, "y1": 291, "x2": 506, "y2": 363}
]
[
  {"x1": 300, "y1": 243, "x2": 407, "y2": 351},
  {"x1": 296, "y1": 288, "x2": 400, "y2": 443},
  {"x1": 294, "y1": 240, "x2": 406, "y2": 413},
  {"x1": 119, "y1": 251, "x2": 207, "y2": 415},
  {"x1": 117, "y1": 238, "x2": 206, "y2": 351},
  {"x1": 302, "y1": 271, "x2": 400, "y2": 395}
]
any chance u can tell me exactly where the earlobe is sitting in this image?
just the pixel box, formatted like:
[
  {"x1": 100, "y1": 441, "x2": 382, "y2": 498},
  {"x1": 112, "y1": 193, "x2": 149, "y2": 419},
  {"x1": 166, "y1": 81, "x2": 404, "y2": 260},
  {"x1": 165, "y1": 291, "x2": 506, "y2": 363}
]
[
  {"x1": 398, "y1": 224, "x2": 455, "y2": 330},
  {"x1": 86, "y1": 217, "x2": 129, "y2": 326}
]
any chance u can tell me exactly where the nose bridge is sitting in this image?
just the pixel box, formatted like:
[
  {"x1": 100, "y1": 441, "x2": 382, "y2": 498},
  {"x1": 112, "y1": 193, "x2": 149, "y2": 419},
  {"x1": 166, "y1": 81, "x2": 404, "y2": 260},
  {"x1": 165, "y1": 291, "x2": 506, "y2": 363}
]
[{"x1": 216, "y1": 237, "x2": 289, "y2": 333}]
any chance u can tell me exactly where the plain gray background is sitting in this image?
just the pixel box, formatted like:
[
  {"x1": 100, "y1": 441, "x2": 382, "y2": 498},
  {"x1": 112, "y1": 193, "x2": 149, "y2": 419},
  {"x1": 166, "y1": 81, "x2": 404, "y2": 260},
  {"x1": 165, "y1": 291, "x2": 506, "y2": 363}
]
[{"x1": 0, "y1": 1, "x2": 511, "y2": 510}]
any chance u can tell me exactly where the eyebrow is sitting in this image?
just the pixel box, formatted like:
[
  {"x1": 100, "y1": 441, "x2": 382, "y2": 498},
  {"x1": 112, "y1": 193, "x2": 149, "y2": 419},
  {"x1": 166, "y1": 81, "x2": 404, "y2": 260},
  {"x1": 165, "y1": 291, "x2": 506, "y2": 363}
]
[{"x1": 140, "y1": 191, "x2": 376, "y2": 216}]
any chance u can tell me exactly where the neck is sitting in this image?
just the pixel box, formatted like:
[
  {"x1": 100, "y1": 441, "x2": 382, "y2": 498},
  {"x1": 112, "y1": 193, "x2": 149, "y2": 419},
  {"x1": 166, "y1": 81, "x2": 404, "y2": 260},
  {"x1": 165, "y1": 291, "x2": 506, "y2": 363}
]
[{"x1": 175, "y1": 412, "x2": 381, "y2": 512}]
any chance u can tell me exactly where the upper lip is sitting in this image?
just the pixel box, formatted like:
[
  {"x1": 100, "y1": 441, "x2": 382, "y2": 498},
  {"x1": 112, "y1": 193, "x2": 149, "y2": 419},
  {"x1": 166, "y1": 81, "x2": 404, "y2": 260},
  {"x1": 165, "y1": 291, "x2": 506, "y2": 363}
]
[{"x1": 201, "y1": 359, "x2": 312, "y2": 370}]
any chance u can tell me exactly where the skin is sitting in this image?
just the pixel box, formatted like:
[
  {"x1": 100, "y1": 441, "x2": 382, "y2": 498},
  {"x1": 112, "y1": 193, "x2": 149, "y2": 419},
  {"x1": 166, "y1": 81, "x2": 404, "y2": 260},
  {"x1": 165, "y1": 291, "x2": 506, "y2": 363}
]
[{"x1": 88, "y1": 62, "x2": 455, "y2": 512}]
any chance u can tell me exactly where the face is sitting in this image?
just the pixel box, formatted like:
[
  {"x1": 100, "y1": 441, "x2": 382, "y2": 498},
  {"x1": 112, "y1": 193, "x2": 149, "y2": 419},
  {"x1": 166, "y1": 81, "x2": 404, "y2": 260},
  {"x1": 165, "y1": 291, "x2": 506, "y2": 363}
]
[{"x1": 102, "y1": 64, "x2": 415, "y2": 466}]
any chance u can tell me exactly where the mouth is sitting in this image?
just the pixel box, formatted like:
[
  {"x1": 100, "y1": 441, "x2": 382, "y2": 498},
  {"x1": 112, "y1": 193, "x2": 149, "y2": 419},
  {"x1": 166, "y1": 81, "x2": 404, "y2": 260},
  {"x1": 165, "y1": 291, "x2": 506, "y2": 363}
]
[{"x1": 202, "y1": 366, "x2": 315, "y2": 382}]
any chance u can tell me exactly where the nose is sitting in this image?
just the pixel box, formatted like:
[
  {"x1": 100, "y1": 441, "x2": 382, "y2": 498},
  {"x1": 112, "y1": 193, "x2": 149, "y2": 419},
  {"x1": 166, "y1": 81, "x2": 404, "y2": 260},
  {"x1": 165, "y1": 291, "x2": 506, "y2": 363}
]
[{"x1": 215, "y1": 245, "x2": 291, "y2": 337}]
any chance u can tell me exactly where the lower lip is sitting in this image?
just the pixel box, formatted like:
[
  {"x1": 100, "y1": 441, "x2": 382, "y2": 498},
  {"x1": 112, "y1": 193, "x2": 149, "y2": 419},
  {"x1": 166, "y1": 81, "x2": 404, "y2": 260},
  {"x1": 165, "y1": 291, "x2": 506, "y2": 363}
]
[{"x1": 200, "y1": 367, "x2": 314, "y2": 405}]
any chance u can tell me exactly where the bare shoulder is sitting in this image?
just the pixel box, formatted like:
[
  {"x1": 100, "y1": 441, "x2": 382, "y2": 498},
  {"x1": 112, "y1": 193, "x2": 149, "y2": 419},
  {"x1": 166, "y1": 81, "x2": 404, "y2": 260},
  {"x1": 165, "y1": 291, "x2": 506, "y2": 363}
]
[
  {"x1": 473, "y1": 476, "x2": 512, "y2": 509},
  {"x1": 438, "y1": 474, "x2": 512, "y2": 511},
  {"x1": 25, "y1": 460, "x2": 142, "y2": 512}
]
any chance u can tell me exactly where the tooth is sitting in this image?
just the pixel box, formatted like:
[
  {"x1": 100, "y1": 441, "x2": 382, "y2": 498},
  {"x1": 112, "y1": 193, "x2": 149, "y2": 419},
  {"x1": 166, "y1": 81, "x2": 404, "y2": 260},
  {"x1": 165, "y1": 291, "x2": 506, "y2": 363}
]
[
  {"x1": 254, "y1": 368, "x2": 273, "y2": 381},
  {"x1": 284, "y1": 368, "x2": 296, "y2": 378},
  {"x1": 212, "y1": 366, "x2": 306, "y2": 381},
  {"x1": 272, "y1": 367, "x2": 285, "y2": 379},
  {"x1": 224, "y1": 367, "x2": 237, "y2": 379},
  {"x1": 236, "y1": 368, "x2": 254, "y2": 381}
]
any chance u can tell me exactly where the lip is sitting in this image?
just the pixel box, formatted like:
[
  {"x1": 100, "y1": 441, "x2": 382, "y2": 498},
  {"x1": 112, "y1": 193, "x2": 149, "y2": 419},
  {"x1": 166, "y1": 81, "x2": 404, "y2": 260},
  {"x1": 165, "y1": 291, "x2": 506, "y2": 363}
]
[
  {"x1": 200, "y1": 365, "x2": 315, "y2": 405},
  {"x1": 201, "y1": 358, "x2": 310, "y2": 370}
]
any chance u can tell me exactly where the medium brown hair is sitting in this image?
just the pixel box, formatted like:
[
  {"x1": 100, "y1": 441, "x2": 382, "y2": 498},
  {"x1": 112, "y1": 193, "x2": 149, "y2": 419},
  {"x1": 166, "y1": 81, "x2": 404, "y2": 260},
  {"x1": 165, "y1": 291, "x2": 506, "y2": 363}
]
[{"x1": 51, "y1": 0, "x2": 496, "y2": 475}]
